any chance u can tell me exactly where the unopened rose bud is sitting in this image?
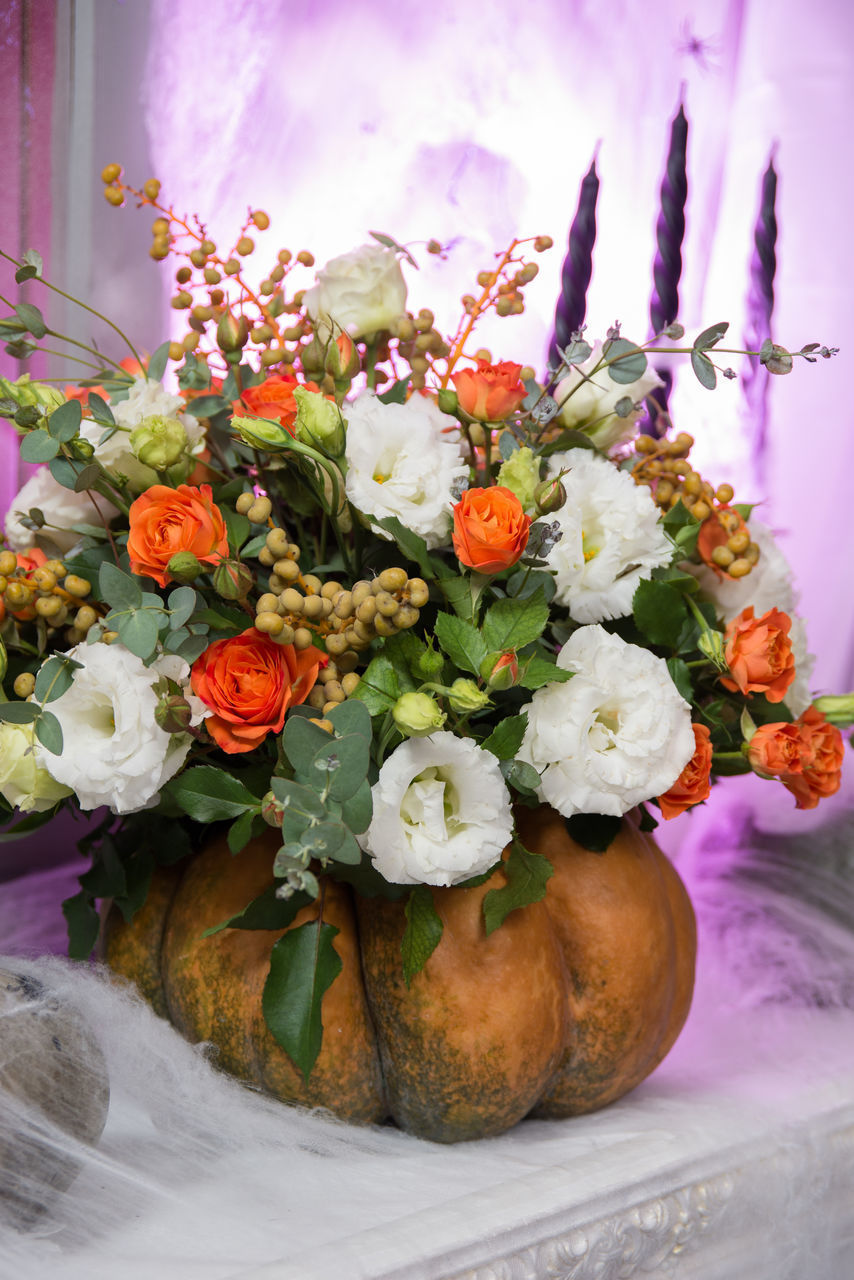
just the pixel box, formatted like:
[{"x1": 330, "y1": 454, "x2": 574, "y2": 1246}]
[
  {"x1": 698, "y1": 628, "x2": 727, "y2": 669},
  {"x1": 293, "y1": 386, "x2": 345, "y2": 455},
  {"x1": 154, "y1": 693, "x2": 193, "y2": 734},
  {"x1": 261, "y1": 790, "x2": 285, "y2": 827},
  {"x1": 231, "y1": 414, "x2": 291, "y2": 451},
  {"x1": 812, "y1": 694, "x2": 854, "y2": 727},
  {"x1": 392, "y1": 691, "x2": 446, "y2": 737},
  {"x1": 325, "y1": 333, "x2": 360, "y2": 381},
  {"x1": 216, "y1": 311, "x2": 249, "y2": 353},
  {"x1": 447, "y1": 678, "x2": 490, "y2": 713},
  {"x1": 534, "y1": 475, "x2": 567, "y2": 515},
  {"x1": 166, "y1": 551, "x2": 203, "y2": 583},
  {"x1": 437, "y1": 388, "x2": 459, "y2": 415},
  {"x1": 130, "y1": 414, "x2": 188, "y2": 469},
  {"x1": 212, "y1": 557, "x2": 253, "y2": 600},
  {"x1": 479, "y1": 650, "x2": 519, "y2": 690}
]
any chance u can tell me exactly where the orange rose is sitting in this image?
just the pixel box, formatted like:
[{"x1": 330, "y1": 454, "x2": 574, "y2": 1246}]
[
  {"x1": 721, "y1": 606, "x2": 796, "y2": 703},
  {"x1": 451, "y1": 359, "x2": 527, "y2": 422},
  {"x1": 191, "y1": 628, "x2": 326, "y2": 754},
  {"x1": 232, "y1": 375, "x2": 321, "y2": 435},
  {"x1": 64, "y1": 383, "x2": 107, "y2": 408},
  {"x1": 658, "y1": 723, "x2": 713, "y2": 819},
  {"x1": 452, "y1": 485, "x2": 531, "y2": 574},
  {"x1": 127, "y1": 483, "x2": 229, "y2": 588},
  {"x1": 748, "y1": 707, "x2": 844, "y2": 809}
]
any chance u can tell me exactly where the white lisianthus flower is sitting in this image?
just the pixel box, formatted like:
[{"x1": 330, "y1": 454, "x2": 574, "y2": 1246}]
[
  {"x1": 518, "y1": 625, "x2": 695, "y2": 817},
  {"x1": 304, "y1": 244, "x2": 407, "y2": 339},
  {"x1": 80, "y1": 378, "x2": 206, "y2": 491},
  {"x1": 361, "y1": 733, "x2": 513, "y2": 886},
  {"x1": 4, "y1": 467, "x2": 119, "y2": 555},
  {"x1": 685, "y1": 519, "x2": 814, "y2": 714},
  {"x1": 33, "y1": 645, "x2": 205, "y2": 815},
  {"x1": 554, "y1": 341, "x2": 663, "y2": 451},
  {"x1": 543, "y1": 448, "x2": 672, "y2": 622},
  {"x1": 0, "y1": 722, "x2": 73, "y2": 813},
  {"x1": 344, "y1": 391, "x2": 467, "y2": 548}
]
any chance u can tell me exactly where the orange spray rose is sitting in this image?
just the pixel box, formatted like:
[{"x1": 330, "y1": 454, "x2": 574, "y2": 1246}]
[
  {"x1": 721, "y1": 606, "x2": 796, "y2": 703},
  {"x1": 658, "y1": 723, "x2": 713, "y2": 819},
  {"x1": 191, "y1": 628, "x2": 326, "y2": 754},
  {"x1": 451, "y1": 360, "x2": 527, "y2": 422},
  {"x1": 748, "y1": 707, "x2": 844, "y2": 809},
  {"x1": 452, "y1": 485, "x2": 531, "y2": 574},
  {"x1": 127, "y1": 483, "x2": 229, "y2": 588}
]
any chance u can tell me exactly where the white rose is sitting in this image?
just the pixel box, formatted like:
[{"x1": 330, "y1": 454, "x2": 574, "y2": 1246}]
[
  {"x1": 304, "y1": 244, "x2": 407, "y2": 339},
  {"x1": 361, "y1": 733, "x2": 513, "y2": 886},
  {"x1": 80, "y1": 378, "x2": 206, "y2": 491},
  {"x1": 554, "y1": 340, "x2": 663, "y2": 451},
  {"x1": 518, "y1": 625, "x2": 695, "y2": 817},
  {"x1": 4, "y1": 467, "x2": 119, "y2": 556},
  {"x1": 0, "y1": 722, "x2": 73, "y2": 813},
  {"x1": 344, "y1": 391, "x2": 467, "y2": 548},
  {"x1": 543, "y1": 448, "x2": 673, "y2": 622},
  {"x1": 33, "y1": 645, "x2": 200, "y2": 814}
]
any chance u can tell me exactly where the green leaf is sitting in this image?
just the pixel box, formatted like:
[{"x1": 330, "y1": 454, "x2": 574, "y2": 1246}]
[
  {"x1": 602, "y1": 337, "x2": 647, "y2": 384},
  {"x1": 564, "y1": 812, "x2": 621, "y2": 853},
  {"x1": 482, "y1": 588, "x2": 548, "y2": 652},
  {"x1": 0, "y1": 807, "x2": 60, "y2": 841},
  {"x1": 193, "y1": 605, "x2": 246, "y2": 633},
  {"x1": 15, "y1": 301, "x2": 46, "y2": 339},
  {"x1": 326, "y1": 697, "x2": 372, "y2": 742},
  {"x1": 377, "y1": 377, "x2": 410, "y2": 405},
  {"x1": 183, "y1": 393, "x2": 228, "y2": 419},
  {"x1": 637, "y1": 803, "x2": 659, "y2": 833},
  {"x1": 309, "y1": 735, "x2": 371, "y2": 803},
  {"x1": 86, "y1": 392, "x2": 114, "y2": 424},
  {"x1": 351, "y1": 653, "x2": 401, "y2": 715},
  {"x1": 482, "y1": 842, "x2": 553, "y2": 936},
  {"x1": 203, "y1": 885, "x2": 310, "y2": 937},
  {"x1": 72, "y1": 463, "x2": 103, "y2": 493},
  {"x1": 401, "y1": 885, "x2": 443, "y2": 986},
  {"x1": 226, "y1": 807, "x2": 261, "y2": 854},
  {"x1": 167, "y1": 585, "x2": 197, "y2": 630},
  {"x1": 22, "y1": 248, "x2": 43, "y2": 276},
  {"x1": 518, "y1": 656, "x2": 572, "y2": 690},
  {"x1": 33, "y1": 710, "x2": 62, "y2": 755},
  {"x1": 339, "y1": 778, "x2": 372, "y2": 834},
  {"x1": 693, "y1": 321, "x2": 728, "y2": 351},
  {"x1": 434, "y1": 612, "x2": 488, "y2": 676},
  {"x1": 62, "y1": 890, "x2": 101, "y2": 960},
  {"x1": 262, "y1": 919, "x2": 342, "y2": 1081},
  {"x1": 375, "y1": 516, "x2": 433, "y2": 578},
  {"x1": 500, "y1": 757, "x2": 541, "y2": 796},
  {"x1": 165, "y1": 766, "x2": 260, "y2": 822},
  {"x1": 223, "y1": 506, "x2": 250, "y2": 551},
  {"x1": 666, "y1": 656, "x2": 694, "y2": 704},
  {"x1": 329, "y1": 854, "x2": 409, "y2": 900},
  {"x1": 690, "y1": 349, "x2": 717, "y2": 390},
  {"x1": 115, "y1": 609, "x2": 160, "y2": 659},
  {"x1": 46, "y1": 398, "x2": 82, "y2": 440},
  {"x1": 283, "y1": 714, "x2": 340, "y2": 774},
  {"x1": 438, "y1": 573, "x2": 477, "y2": 621},
  {"x1": 147, "y1": 341, "x2": 171, "y2": 384},
  {"x1": 0, "y1": 702, "x2": 40, "y2": 725},
  {"x1": 20, "y1": 430, "x2": 60, "y2": 463},
  {"x1": 34, "y1": 654, "x2": 81, "y2": 705},
  {"x1": 99, "y1": 562, "x2": 143, "y2": 610},
  {"x1": 481, "y1": 713, "x2": 528, "y2": 761},
  {"x1": 633, "y1": 579, "x2": 689, "y2": 650},
  {"x1": 15, "y1": 264, "x2": 37, "y2": 284}
]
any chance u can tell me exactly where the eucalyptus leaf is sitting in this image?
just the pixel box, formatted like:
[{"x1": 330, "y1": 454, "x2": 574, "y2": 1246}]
[
  {"x1": 147, "y1": 340, "x2": 172, "y2": 384},
  {"x1": 14, "y1": 301, "x2": 46, "y2": 339},
  {"x1": 693, "y1": 321, "x2": 728, "y2": 351},
  {"x1": 34, "y1": 711, "x2": 63, "y2": 755},
  {"x1": 19, "y1": 431, "x2": 60, "y2": 464},
  {"x1": 690, "y1": 349, "x2": 717, "y2": 390},
  {"x1": 46, "y1": 398, "x2": 82, "y2": 440},
  {"x1": 116, "y1": 609, "x2": 160, "y2": 659},
  {"x1": 602, "y1": 338, "x2": 647, "y2": 384},
  {"x1": 99, "y1": 562, "x2": 143, "y2": 611}
]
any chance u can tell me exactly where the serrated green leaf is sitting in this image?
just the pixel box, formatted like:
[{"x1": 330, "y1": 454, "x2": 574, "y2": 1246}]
[
  {"x1": 377, "y1": 377, "x2": 410, "y2": 405},
  {"x1": 46, "y1": 397, "x2": 82, "y2": 440},
  {"x1": 262, "y1": 919, "x2": 342, "y2": 1081},
  {"x1": 20, "y1": 430, "x2": 60, "y2": 463},
  {"x1": 62, "y1": 890, "x2": 101, "y2": 959},
  {"x1": 690, "y1": 349, "x2": 717, "y2": 390},
  {"x1": 203, "y1": 885, "x2": 310, "y2": 937},
  {"x1": 666, "y1": 656, "x2": 694, "y2": 704},
  {"x1": 482, "y1": 842, "x2": 553, "y2": 936},
  {"x1": 223, "y1": 506, "x2": 250, "y2": 551},
  {"x1": 482, "y1": 588, "x2": 548, "y2": 652},
  {"x1": 34, "y1": 710, "x2": 63, "y2": 754},
  {"x1": 402, "y1": 885, "x2": 444, "y2": 986},
  {"x1": 481, "y1": 713, "x2": 528, "y2": 761},
  {"x1": 518, "y1": 656, "x2": 572, "y2": 690},
  {"x1": 0, "y1": 807, "x2": 60, "y2": 841},
  {"x1": 564, "y1": 812, "x2": 621, "y2": 853},
  {"x1": 633, "y1": 579, "x2": 689, "y2": 650},
  {"x1": 434, "y1": 611, "x2": 488, "y2": 675},
  {"x1": 15, "y1": 301, "x2": 46, "y2": 339},
  {"x1": 99, "y1": 562, "x2": 143, "y2": 610},
  {"x1": 438, "y1": 573, "x2": 477, "y2": 621},
  {"x1": 165, "y1": 765, "x2": 259, "y2": 821},
  {"x1": 351, "y1": 653, "x2": 400, "y2": 715},
  {"x1": 147, "y1": 341, "x2": 171, "y2": 384},
  {"x1": 602, "y1": 337, "x2": 647, "y2": 384}
]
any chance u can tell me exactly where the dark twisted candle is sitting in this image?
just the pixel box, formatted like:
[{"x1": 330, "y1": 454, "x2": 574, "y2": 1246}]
[
  {"x1": 547, "y1": 153, "x2": 599, "y2": 373},
  {"x1": 648, "y1": 103, "x2": 688, "y2": 430},
  {"x1": 743, "y1": 151, "x2": 778, "y2": 474}
]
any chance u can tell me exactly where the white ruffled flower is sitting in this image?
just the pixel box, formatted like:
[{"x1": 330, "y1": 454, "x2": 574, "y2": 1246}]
[
  {"x1": 4, "y1": 467, "x2": 119, "y2": 555},
  {"x1": 518, "y1": 625, "x2": 695, "y2": 817},
  {"x1": 80, "y1": 378, "x2": 206, "y2": 490},
  {"x1": 344, "y1": 391, "x2": 467, "y2": 548},
  {"x1": 361, "y1": 733, "x2": 513, "y2": 886},
  {"x1": 304, "y1": 244, "x2": 407, "y2": 339},
  {"x1": 686, "y1": 519, "x2": 814, "y2": 714},
  {"x1": 554, "y1": 340, "x2": 663, "y2": 451},
  {"x1": 543, "y1": 448, "x2": 672, "y2": 622},
  {"x1": 34, "y1": 645, "x2": 205, "y2": 815}
]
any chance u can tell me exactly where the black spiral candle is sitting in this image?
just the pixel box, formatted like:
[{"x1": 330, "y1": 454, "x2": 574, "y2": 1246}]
[
  {"x1": 648, "y1": 102, "x2": 689, "y2": 430},
  {"x1": 547, "y1": 153, "x2": 599, "y2": 373},
  {"x1": 743, "y1": 151, "x2": 778, "y2": 474}
]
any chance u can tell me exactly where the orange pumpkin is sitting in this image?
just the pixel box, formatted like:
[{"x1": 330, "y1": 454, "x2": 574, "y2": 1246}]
[{"x1": 102, "y1": 805, "x2": 696, "y2": 1143}]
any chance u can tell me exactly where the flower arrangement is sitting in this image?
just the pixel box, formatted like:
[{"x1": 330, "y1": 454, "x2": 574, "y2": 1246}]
[{"x1": 0, "y1": 165, "x2": 848, "y2": 1086}]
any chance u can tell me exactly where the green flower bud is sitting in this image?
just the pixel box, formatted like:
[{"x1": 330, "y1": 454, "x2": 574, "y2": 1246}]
[
  {"x1": 216, "y1": 311, "x2": 249, "y2": 353},
  {"x1": 437, "y1": 388, "x2": 459, "y2": 415},
  {"x1": 324, "y1": 333, "x2": 360, "y2": 381},
  {"x1": 66, "y1": 437, "x2": 95, "y2": 460},
  {"x1": 416, "y1": 647, "x2": 445, "y2": 680},
  {"x1": 166, "y1": 551, "x2": 203, "y2": 583},
  {"x1": 812, "y1": 694, "x2": 854, "y2": 727},
  {"x1": 447, "y1": 678, "x2": 490, "y2": 713},
  {"x1": 697, "y1": 628, "x2": 727, "y2": 669},
  {"x1": 130, "y1": 414, "x2": 188, "y2": 470},
  {"x1": 231, "y1": 414, "x2": 291, "y2": 451},
  {"x1": 293, "y1": 386, "x2": 345, "y2": 455},
  {"x1": 533, "y1": 474, "x2": 567, "y2": 515},
  {"x1": 497, "y1": 446, "x2": 540, "y2": 512},
  {"x1": 392, "y1": 691, "x2": 446, "y2": 737},
  {"x1": 154, "y1": 694, "x2": 194, "y2": 734},
  {"x1": 212, "y1": 558, "x2": 253, "y2": 600}
]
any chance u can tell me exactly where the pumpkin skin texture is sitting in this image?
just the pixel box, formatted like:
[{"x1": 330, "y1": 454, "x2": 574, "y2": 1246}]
[
  {"x1": 514, "y1": 806, "x2": 696, "y2": 1118},
  {"x1": 356, "y1": 864, "x2": 569, "y2": 1143}
]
